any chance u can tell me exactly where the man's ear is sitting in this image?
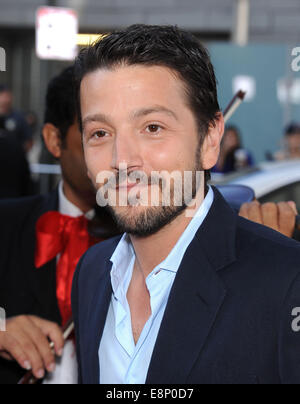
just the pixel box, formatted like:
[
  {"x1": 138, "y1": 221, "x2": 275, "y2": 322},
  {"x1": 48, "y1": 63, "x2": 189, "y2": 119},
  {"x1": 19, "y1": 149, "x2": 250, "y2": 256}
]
[
  {"x1": 201, "y1": 113, "x2": 225, "y2": 170},
  {"x1": 42, "y1": 123, "x2": 62, "y2": 159}
]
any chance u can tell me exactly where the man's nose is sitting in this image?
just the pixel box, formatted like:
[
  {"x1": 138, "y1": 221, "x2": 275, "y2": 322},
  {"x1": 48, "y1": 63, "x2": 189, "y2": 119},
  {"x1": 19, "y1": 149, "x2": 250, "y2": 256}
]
[{"x1": 111, "y1": 133, "x2": 143, "y2": 171}]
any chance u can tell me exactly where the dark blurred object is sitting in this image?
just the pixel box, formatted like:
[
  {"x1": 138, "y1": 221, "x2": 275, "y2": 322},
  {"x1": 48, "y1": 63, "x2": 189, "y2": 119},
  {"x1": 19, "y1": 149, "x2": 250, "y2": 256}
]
[
  {"x1": 0, "y1": 117, "x2": 33, "y2": 198},
  {"x1": 24, "y1": 111, "x2": 38, "y2": 135},
  {"x1": 294, "y1": 215, "x2": 300, "y2": 241},
  {"x1": 88, "y1": 205, "x2": 122, "y2": 239},
  {"x1": 216, "y1": 184, "x2": 255, "y2": 211},
  {"x1": 24, "y1": 111, "x2": 38, "y2": 151},
  {"x1": 293, "y1": 229, "x2": 300, "y2": 241},
  {"x1": 284, "y1": 123, "x2": 300, "y2": 159},
  {"x1": 286, "y1": 123, "x2": 300, "y2": 136},
  {"x1": 265, "y1": 151, "x2": 274, "y2": 162},
  {"x1": 0, "y1": 85, "x2": 33, "y2": 152},
  {"x1": 275, "y1": 122, "x2": 300, "y2": 161}
]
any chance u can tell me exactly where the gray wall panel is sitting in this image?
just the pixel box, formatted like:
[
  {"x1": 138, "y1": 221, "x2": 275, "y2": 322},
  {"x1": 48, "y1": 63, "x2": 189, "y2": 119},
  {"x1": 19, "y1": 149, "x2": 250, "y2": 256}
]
[{"x1": 0, "y1": 0, "x2": 300, "y2": 42}]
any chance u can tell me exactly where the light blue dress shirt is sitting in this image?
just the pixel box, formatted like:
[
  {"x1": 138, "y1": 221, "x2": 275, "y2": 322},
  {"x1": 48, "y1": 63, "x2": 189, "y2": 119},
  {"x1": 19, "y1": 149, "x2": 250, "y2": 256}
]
[{"x1": 99, "y1": 187, "x2": 214, "y2": 384}]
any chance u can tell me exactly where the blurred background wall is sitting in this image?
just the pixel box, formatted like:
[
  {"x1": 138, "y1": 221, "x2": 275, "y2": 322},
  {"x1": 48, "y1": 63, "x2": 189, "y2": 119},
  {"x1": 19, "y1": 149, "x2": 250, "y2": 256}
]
[
  {"x1": 210, "y1": 43, "x2": 298, "y2": 162},
  {"x1": 1, "y1": 0, "x2": 300, "y2": 163},
  {"x1": 2, "y1": 0, "x2": 300, "y2": 41}
]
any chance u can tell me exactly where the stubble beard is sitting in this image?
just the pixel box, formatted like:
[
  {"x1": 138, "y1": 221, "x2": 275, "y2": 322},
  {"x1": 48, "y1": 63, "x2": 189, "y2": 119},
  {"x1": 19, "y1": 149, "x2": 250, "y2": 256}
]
[{"x1": 105, "y1": 147, "x2": 204, "y2": 238}]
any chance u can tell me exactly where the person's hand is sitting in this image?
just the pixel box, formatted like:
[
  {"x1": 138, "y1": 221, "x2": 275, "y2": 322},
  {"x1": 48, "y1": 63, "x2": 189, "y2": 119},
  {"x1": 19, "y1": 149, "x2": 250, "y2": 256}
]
[
  {"x1": 0, "y1": 315, "x2": 64, "y2": 379},
  {"x1": 239, "y1": 201, "x2": 298, "y2": 238}
]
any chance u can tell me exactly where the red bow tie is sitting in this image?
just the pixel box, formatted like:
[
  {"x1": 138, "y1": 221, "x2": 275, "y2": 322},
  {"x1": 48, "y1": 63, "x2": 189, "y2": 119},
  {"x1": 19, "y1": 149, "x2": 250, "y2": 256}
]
[{"x1": 35, "y1": 211, "x2": 101, "y2": 326}]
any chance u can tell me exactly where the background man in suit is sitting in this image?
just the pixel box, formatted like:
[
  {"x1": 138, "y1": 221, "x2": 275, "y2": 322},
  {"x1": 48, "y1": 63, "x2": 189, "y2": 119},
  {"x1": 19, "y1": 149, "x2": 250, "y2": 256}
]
[
  {"x1": 0, "y1": 117, "x2": 32, "y2": 198},
  {"x1": 72, "y1": 25, "x2": 300, "y2": 384},
  {"x1": 0, "y1": 67, "x2": 118, "y2": 384}
]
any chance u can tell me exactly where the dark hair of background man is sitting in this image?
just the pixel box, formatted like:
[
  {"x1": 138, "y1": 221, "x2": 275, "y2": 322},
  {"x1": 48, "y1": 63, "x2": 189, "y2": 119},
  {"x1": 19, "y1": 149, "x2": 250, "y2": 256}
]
[{"x1": 44, "y1": 66, "x2": 76, "y2": 148}]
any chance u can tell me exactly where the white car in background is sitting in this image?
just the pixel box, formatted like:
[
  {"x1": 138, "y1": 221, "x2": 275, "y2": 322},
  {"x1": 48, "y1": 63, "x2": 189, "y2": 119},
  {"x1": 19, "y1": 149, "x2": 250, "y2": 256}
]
[{"x1": 211, "y1": 160, "x2": 300, "y2": 209}]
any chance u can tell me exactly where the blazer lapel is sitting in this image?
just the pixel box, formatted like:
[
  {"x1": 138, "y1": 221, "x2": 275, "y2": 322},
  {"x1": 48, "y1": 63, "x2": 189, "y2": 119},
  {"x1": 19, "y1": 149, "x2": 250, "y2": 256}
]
[
  {"x1": 85, "y1": 258, "x2": 113, "y2": 384},
  {"x1": 146, "y1": 188, "x2": 238, "y2": 384}
]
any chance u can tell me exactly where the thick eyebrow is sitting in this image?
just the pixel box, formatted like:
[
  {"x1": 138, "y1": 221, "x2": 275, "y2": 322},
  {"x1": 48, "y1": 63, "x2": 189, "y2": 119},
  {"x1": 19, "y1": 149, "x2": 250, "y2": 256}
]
[
  {"x1": 131, "y1": 106, "x2": 178, "y2": 121},
  {"x1": 82, "y1": 105, "x2": 178, "y2": 132},
  {"x1": 82, "y1": 113, "x2": 113, "y2": 132}
]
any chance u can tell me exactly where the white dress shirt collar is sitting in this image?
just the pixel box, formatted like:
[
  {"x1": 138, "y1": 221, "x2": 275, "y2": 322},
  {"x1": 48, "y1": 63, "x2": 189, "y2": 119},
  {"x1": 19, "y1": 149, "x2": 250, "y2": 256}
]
[
  {"x1": 110, "y1": 186, "x2": 214, "y2": 294},
  {"x1": 58, "y1": 181, "x2": 95, "y2": 220}
]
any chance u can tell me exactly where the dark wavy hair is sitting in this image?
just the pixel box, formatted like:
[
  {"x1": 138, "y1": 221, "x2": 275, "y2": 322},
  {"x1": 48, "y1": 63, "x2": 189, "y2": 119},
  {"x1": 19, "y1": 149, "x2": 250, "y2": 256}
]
[{"x1": 74, "y1": 24, "x2": 221, "y2": 180}]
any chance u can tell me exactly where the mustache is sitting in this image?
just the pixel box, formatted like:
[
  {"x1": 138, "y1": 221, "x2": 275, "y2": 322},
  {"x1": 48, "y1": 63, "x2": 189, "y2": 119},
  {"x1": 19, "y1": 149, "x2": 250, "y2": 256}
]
[{"x1": 104, "y1": 170, "x2": 163, "y2": 188}]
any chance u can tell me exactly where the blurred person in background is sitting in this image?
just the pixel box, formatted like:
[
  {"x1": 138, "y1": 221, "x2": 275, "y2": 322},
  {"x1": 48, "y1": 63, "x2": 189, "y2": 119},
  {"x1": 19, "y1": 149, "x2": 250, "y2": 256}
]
[
  {"x1": 0, "y1": 67, "x2": 120, "y2": 384},
  {"x1": 25, "y1": 111, "x2": 41, "y2": 168},
  {"x1": 0, "y1": 116, "x2": 32, "y2": 198},
  {"x1": 0, "y1": 84, "x2": 33, "y2": 153},
  {"x1": 25, "y1": 111, "x2": 39, "y2": 140},
  {"x1": 212, "y1": 125, "x2": 254, "y2": 174},
  {"x1": 275, "y1": 123, "x2": 300, "y2": 161}
]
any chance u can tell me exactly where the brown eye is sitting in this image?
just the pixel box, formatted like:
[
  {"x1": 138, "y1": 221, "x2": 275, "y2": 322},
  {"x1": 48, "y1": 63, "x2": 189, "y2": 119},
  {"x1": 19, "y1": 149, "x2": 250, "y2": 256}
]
[
  {"x1": 146, "y1": 125, "x2": 161, "y2": 134},
  {"x1": 93, "y1": 130, "x2": 108, "y2": 139}
]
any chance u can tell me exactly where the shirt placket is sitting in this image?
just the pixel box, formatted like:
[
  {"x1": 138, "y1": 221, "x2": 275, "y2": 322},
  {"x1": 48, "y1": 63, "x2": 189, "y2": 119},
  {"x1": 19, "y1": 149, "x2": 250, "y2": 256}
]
[
  {"x1": 124, "y1": 269, "x2": 175, "y2": 384},
  {"x1": 113, "y1": 256, "x2": 136, "y2": 358}
]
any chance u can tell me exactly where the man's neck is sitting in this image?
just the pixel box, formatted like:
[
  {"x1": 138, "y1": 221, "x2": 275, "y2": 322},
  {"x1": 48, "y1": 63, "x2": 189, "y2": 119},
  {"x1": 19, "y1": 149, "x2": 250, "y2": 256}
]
[
  {"x1": 129, "y1": 189, "x2": 205, "y2": 280},
  {"x1": 62, "y1": 182, "x2": 94, "y2": 214}
]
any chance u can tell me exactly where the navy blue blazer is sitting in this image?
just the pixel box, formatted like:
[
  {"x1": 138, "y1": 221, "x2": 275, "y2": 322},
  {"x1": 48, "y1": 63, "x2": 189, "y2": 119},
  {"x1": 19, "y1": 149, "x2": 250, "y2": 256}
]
[{"x1": 72, "y1": 187, "x2": 300, "y2": 384}]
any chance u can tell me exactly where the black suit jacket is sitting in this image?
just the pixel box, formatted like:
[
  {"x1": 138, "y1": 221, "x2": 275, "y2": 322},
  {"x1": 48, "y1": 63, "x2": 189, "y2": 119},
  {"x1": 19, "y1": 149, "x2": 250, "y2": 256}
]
[
  {"x1": 0, "y1": 191, "x2": 61, "y2": 384},
  {"x1": 72, "y1": 187, "x2": 300, "y2": 384},
  {"x1": 0, "y1": 131, "x2": 32, "y2": 199}
]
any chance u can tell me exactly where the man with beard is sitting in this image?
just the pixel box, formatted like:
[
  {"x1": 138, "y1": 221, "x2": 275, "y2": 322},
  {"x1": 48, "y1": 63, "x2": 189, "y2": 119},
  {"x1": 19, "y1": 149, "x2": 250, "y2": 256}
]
[
  {"x1": 0, "y1": 67, "x2": 119, "y2": 384},
  {"x1": 72, "y1": 25, "x2": 300, "y2": 384}
]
